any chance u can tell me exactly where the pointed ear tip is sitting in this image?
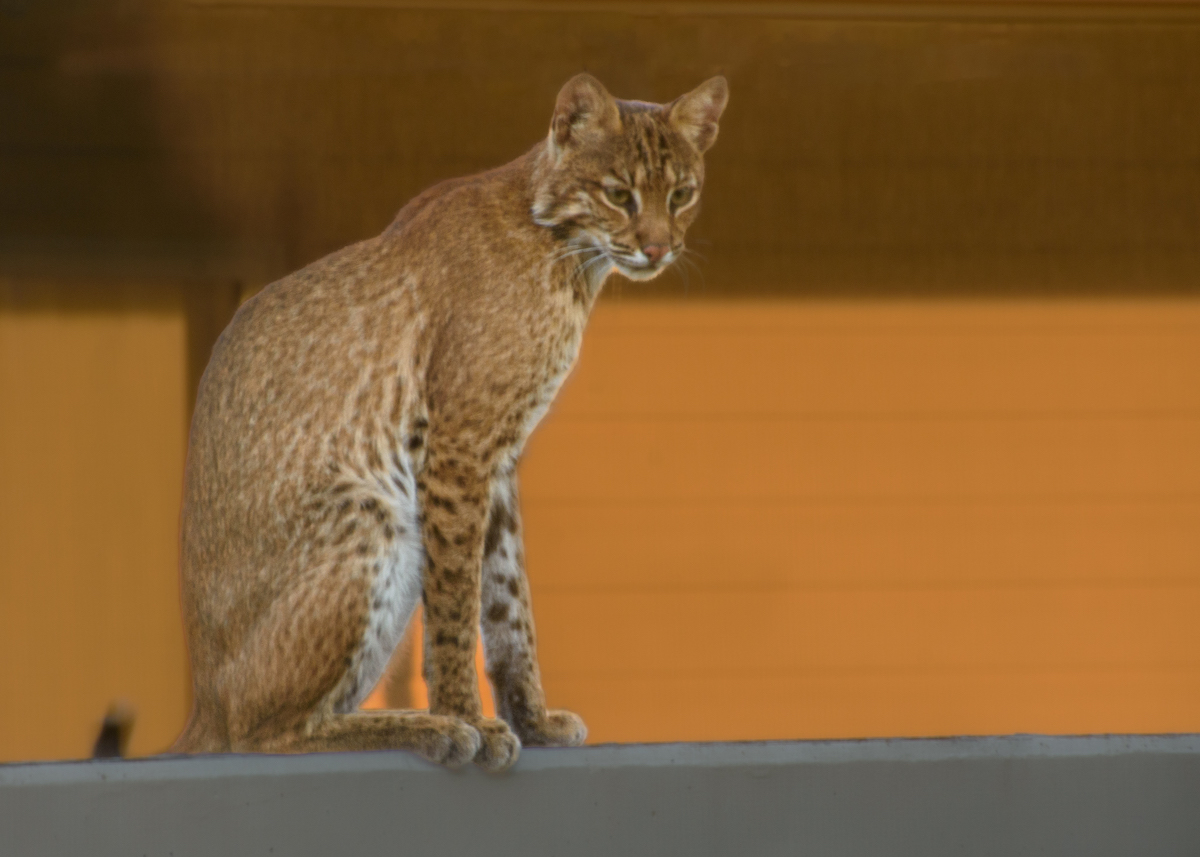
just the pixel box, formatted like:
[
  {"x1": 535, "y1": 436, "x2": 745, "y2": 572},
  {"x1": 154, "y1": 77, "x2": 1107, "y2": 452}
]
[
  {"x1": 705, "y1": 75, "x2": 730, "y2": 101},
  {"x1": 561, "y1": 72, "x2": 609, "y2": 96}
]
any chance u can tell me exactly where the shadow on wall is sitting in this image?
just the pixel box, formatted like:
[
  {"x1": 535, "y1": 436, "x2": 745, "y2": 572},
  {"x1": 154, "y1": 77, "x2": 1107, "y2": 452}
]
[
  {"x1": 6, "y1": 1, "x2": 1200, "y2": 297},
  {"x1": 155, "y1": 2, "x2": 1200, "y2": 297}
]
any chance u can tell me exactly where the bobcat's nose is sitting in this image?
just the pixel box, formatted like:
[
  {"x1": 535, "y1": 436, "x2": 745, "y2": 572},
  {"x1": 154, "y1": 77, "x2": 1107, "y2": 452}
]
[{"x1": 642, "y1": 244, "x2": 669, "y2": 265}]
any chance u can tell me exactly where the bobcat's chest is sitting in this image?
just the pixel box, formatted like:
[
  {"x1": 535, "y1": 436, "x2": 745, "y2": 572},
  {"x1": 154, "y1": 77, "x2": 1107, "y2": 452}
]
[{"x1": 503, "y1": 304, "x2": 587, "y2": 466}]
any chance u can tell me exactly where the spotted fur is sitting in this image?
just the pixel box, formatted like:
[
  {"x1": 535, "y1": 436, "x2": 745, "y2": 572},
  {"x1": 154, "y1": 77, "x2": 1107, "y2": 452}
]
[{"x1": 172, "y1": 74, "x2": 728, "y2": 770}]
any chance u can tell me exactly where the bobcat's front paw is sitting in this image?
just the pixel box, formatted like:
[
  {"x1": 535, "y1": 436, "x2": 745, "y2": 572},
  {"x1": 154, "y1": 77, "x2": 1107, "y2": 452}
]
[
  {"x1": 471, "y1": 717, "x2": 521, "y2": 771},
  {"x1": 416, "y1": 715, "x2": 482, "y2": 768},
  {"x1": 518, "y1": 709, "x2": 587, "y2": 748}
]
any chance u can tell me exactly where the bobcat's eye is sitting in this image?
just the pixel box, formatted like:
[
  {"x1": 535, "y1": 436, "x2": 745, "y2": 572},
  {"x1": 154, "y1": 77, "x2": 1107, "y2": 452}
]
[
  {"x1": 670, "y1": 186, "x2": 695, "y2": 210},
  {"x1": 604, "y1": 187, "x2": 635, "y2": 212}
]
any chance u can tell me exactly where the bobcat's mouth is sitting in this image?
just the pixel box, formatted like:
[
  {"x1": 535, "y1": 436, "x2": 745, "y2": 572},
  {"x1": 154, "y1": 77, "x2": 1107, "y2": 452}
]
[
  {"x1": 613, "y1": 261, "x2": 666, "y2": 281},
  {"x1": 610, "y1": 251, "x2": 675, "y2": 281}
]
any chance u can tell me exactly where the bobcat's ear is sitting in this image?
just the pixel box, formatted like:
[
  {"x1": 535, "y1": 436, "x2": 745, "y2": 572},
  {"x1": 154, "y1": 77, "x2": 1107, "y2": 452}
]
[
  {"x1": 550, "y1": 73, "x2": 621, "y2": 153},
  {"x1": 668, "y1": 76, "x2": 729, "y2": 154}
]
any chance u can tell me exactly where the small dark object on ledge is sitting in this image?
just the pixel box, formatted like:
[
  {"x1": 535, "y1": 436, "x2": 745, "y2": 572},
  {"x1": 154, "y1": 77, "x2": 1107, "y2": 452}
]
[{"x1": 91, "y1": 702, "x2": 134, "y2": 759}]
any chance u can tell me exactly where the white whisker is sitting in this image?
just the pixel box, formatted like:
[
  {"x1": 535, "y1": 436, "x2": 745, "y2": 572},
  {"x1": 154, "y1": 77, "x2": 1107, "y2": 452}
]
[
  {"x1": 548, "y1": 245, "x2": 610, "y2": 279},
  {"x1": 675, "y1": 250, "x2": 708, "y2": 293},
  {"x1": 548, "y1": 246, "x2": 598, "y2": 264},
  {"x1": 581, "y1": 253, "x2": 610, "y2": 274}
]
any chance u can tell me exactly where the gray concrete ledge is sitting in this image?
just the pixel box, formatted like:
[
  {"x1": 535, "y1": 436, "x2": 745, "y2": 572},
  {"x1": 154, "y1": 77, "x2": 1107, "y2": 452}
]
[{"x1": 3, "y1": 735, "x2": 1199, "y2": 856}]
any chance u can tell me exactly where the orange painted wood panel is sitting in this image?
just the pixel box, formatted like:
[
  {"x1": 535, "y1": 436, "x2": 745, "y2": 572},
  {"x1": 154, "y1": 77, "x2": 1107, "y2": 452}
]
[
  {"x1": 4, "y1": 297, "x2": 1196, "y2": 757},
  {"x1": 522, "y1": 501, "x2": 1200, "y2": 590},
  {"x1": 0, "y1": 302, "x2": 188, "y2": 761},
  {"x1": 516, "y1": 299, "x2": 1200, "y2": 743},
  {"x1": 550, "y1": 670, "x2": 1200, "y2": 743},
  {"x1": 556, "y1": 303, "x2": 1200, "y2": 418},
  {"x1": 522, "y1": 417, "x2": 1200, "y2": 502},
  {"x1": 533, "y1": 588, "x2": 1200, "y2": 676}
]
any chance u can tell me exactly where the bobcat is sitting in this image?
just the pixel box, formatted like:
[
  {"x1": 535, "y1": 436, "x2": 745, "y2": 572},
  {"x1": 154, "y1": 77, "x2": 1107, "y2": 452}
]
[{"x1": 171, "y1": 73, "x2": 728, "y2": 770}]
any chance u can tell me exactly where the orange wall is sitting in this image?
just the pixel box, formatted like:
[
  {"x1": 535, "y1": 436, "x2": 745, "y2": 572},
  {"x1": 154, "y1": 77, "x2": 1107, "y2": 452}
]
[
  {"x1": 0, "y1": 292, "x2": 188, "y2": 761},
  {"x1": 3, "y1": 296, "x2": 1199, "y2": 760},
  {"x1": 518, "y1": 299, "x2": 1200, "y2": 742}
]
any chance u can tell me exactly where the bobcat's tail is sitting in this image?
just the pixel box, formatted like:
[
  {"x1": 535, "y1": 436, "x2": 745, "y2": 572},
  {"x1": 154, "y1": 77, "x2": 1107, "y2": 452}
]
[{"x1": 92, "y1": 701, "x2": 135, "y2": 759}]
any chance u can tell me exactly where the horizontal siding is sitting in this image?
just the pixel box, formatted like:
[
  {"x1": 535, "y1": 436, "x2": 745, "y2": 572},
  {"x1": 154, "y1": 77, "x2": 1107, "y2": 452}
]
[
  {"x1": 553, "y1": 303, "x2": 1200, "y2": 418},
  {"x1": 533, "y1": 589, "x2": 1200, "y2": 674},
  {"x1": 517, "y1": 300, "x2": 1200, "y2": 742},
  {"x1": 522, "y1": 501, "x2": 1200, "y2": 590},
  {"x1": 522, "y1": 417, "x2": 1200, "y2": 501},
  {"x1": 550, "y1": 671, "x2": 1200, "y2": 742}
]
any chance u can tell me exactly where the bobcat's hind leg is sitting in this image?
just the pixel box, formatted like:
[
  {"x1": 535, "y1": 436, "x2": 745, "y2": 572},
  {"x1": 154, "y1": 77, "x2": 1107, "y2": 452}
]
[
  {"x1": 259, "y1": 711, "x2": 481, "y2": 767},
  {"x1": 217, "y1": 494, "x2": 487, "y2": 767},
  {"x1": 479, "y1": 473, "x2": 587, "y2": 748}
]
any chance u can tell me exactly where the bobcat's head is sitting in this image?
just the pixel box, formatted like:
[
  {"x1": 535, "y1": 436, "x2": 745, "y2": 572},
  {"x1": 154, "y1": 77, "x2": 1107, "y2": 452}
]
[{"x1": 532, "y1": 73, "x2": 729, "y2": 282}]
